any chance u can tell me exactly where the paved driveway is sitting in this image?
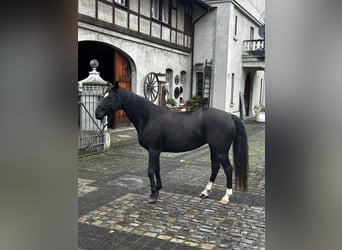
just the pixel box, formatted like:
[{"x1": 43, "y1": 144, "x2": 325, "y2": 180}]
[{"x1": 78, "y1": 120, "x2": 265, "y2": 249}]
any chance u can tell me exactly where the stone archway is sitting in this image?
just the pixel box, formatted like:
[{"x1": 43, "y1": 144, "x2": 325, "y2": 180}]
[{"x1": 78, "y1": 41, "x2": 135, "y2": 128}]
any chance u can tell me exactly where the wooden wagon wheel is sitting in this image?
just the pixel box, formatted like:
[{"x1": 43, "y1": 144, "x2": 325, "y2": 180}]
[{"x1": 144, "y1": 72, "x2": 159, "y2": 102}]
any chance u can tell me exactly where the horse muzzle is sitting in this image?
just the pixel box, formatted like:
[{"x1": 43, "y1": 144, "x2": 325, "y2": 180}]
[{"x1": 95, "y1": 110, "x2": 105, "y2": 120}]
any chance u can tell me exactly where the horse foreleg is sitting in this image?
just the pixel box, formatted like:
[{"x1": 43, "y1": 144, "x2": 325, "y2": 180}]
[
  {"x1": 200, "y1": 181, "x2": 213, "y2": 198},
  {"x1": 155, "y1": 163, "x2": 162, "y2": 191},
  {"x1": 200, "y1": 147, "x2": 220, "y2": 198},
  {"x1": 147, "y1": 150, "x2": 161, "y2": 203}
]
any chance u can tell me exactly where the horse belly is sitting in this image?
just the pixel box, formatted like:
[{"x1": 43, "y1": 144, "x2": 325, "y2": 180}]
[{"x1": 163, "y1": 131, "x2": 206, "y2": 153}]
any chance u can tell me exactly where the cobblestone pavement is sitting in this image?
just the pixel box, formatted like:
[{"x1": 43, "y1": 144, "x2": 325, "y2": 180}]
[{"x1": 78, "y1": 120, "x2": 265, "y2": 250}]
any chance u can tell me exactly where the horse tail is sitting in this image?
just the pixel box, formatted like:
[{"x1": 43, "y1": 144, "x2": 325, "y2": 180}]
[{"x1": 231, "y1": 115, "x2": 249, "y2": 192}]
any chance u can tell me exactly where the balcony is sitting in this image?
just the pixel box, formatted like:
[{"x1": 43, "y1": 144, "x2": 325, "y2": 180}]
[{"x1": 242, "y1": 39, "x2": 265, "y2": 70}]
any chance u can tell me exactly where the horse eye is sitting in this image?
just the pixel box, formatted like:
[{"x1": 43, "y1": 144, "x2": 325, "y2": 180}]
[{"x1": 104, "y1": 97, "x2": 111, "y2": 104}]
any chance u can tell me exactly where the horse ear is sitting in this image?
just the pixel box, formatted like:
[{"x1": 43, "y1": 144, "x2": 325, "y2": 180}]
[{"x1": 106, "y1": 81, "x2": 119, "y2": 93}]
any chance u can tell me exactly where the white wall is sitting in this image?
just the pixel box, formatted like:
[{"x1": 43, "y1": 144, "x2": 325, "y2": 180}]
[
  {"x1": 227, "y1": 4, "x2": 265, "y2": 115},
  {"x1": 202, "y1": 0, "x2": 265, "y2": 115},
  {"x1": 193, "y1": 9, "x2": 216, "y2": 95},
  {"x1": 211, "y1": 3, "x2": 230, "y2": 111}
]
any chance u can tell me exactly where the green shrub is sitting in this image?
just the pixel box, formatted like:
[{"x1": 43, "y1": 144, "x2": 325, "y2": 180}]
[
  {"x1": 186, "y1": 96, "x2": 203, "y2": 111},
  {"x1": 166, "y1": 98, "x2": 177, "y2": 107}
]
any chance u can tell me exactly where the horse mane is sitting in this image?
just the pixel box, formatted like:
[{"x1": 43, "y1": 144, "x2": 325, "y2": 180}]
[{"x1": 118, "y1": 87, "x2": 167, "y2": 120}]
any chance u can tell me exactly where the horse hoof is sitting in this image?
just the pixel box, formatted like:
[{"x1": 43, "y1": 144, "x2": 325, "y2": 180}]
[
  {"x1": 148, "y1": 197, "x2": 157, "y2": 204},
  {"x1": 219, "y1": 198, "x2": 229, "y2": 204},
  {"x1": 199, "y1": 193, "x2": 208, "y2": 199}
]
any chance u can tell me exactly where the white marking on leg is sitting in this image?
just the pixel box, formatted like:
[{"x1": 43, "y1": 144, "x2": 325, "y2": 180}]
[
  {"x1": 200, "y1": 182, "x2": 213, "y2": 198},
  {"x1": 220, "y1": 188, "x2": 233, "y2": 204}
]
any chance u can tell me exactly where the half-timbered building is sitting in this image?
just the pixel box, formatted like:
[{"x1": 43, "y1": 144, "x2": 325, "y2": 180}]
[{"x1": 78, "y1": 0, "x2": 265, "y2": 128}]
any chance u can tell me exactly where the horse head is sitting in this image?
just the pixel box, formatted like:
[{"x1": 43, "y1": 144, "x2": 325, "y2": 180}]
[{"x1": 95, "y1": 81, "x2": 123, "y2": 120}]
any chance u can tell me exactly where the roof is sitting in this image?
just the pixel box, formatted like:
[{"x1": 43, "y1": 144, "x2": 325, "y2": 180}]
[{"x1": 193, "y1": 0, "x2": 213, "y2": 10}]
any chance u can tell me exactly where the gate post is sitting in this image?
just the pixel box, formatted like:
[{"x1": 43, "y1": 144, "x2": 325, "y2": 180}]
[{"x1": 78, "y1": 59, "x2": 110, "y2": 156}]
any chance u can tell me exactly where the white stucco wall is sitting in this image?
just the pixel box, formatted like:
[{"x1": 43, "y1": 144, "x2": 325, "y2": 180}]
[
  {"x1": 211, "y1": 3, "x2": 231, "y2": 111},
  {"x1": 201, "y1": 0, "x2": 265, "y2": 115},
  {"x1": 193, "y1": 9, "x2": 216, "y2": 89},
  {"x1": 227, "y1": 4, "x2": 265, "y2": 115},
  {"x1": 78, "y1": 22, "x2": 192, "y2": 103},
  {"x1": 194, "y1": 3, "x2": 231, "y2": 111},
  {"x1": 192, "y1": 12, "x2": 216, "y2": 106}
]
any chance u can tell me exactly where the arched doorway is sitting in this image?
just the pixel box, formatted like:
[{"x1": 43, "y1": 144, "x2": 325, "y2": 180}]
[
  {"x1": 78, "y1": 41, "x2": 132, "y2": 128},
  {"x1": 244, "y1": 73, "x2": 252, "y2": 116}
]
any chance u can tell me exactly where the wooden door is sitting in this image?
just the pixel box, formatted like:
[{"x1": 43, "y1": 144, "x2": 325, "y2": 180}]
[
  {"x1": 244, "y1": 74, "x2": 251, "y2": 116},
  {"x1": 112, "y1": 51, "x2": 132, "y2": 128}
]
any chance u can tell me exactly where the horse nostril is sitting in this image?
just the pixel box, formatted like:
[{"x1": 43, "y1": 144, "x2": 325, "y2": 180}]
[{"x1": 95, "y1": 111, "x2": 101, "y2": 120}]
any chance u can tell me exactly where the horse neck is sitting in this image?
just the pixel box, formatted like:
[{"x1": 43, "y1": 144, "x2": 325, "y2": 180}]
[{"x1": 120, "y1": 89, "x2": 158, "y2": 132}]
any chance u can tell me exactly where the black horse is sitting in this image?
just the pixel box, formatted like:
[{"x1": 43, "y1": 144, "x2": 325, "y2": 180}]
[{"x1": 95, "y1": 81, "x2": 248, "y2": 204}]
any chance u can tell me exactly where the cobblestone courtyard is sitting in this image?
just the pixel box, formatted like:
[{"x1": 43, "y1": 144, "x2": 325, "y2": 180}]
[{"x1": 78, "y1": 120, "x2": 265, "y2": 249}]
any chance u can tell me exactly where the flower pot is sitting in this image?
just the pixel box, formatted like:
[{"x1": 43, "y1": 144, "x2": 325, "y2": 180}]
[
  {"x1": 256, "y1": 112, "x2": 265, "y2": 122},
  {"x1": 180, "y1": 106, "x2": 187, "y2": 112}
]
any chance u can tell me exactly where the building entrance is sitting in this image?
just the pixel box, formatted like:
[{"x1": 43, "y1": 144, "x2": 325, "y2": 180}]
[
  {"x1": 244, "y1": 73, "x2": 252, "y2": 116},
  {"x1": 78, "y1": 41, "x2": 132, "y2": 128}
]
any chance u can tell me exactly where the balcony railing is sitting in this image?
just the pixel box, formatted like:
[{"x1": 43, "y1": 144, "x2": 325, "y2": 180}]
[
  {"x1": 242, "y1": 39, "x2": 265, "y2": 70},
  {"x1": 243, "y1": 39, "x2": 265, "y2": 54}
]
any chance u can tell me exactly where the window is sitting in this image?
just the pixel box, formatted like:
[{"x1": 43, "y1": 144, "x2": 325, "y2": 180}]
[
  {"x1": 234, "y1": 15, "x2": 238, "y2": 36},
  {"x1": 166, "y1": 68, "x2": 173, "y2": 83},
  {"x1": 196, "y1": 72, "x2": 204, "y2": 97},
  {"x1": 152, "y1": 0, "x2": 170, "y2": 24},
  {"x1": 180, "y1": 71, "x2": 186, "y2": 84},
  {"x1": 259, "y1": 78, "x2": 263, "y2": 104},
  {"x1": 184, "y1": 4, "x2": 192, "y2": 34},
  {"x1": 152, "y1": 0, "x2": 160, "y2": 19},
  {"x1": 166, "y1": 68, "x2": 173, "y2": 94},
  {"x1": 115, "y1": 0, "x2": 127, "y2": 7},
  {"x1": 250, "y1": 27, "x2": 254, "y2": 40},
  {"x1": 161, "y1": 0, "x2": 169, "y2": 23},
  {"x1": 230, "y1": 73, "x2": 235, "y2": 105}
]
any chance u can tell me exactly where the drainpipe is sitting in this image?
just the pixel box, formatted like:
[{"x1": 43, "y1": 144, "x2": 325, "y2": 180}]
[{"x1": 190, "y1": 6, "x2": 215, "y2": 98}]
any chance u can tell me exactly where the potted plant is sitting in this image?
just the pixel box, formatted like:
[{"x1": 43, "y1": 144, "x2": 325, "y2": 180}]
[
  {"x1": 166, "y1": 98, "x2": 177, "y2": 107},
  {"x1": 254, "y1": 104, "x2": 265, "y2": 122},
  {"x1": 166, "y1": 98, "x2": 177, "y2": 111},
  {"x1": 186, "y1": 96, "x2": 203, "y2": 111}
]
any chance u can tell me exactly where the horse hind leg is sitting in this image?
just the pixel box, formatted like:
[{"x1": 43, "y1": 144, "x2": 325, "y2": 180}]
[
  {"x1": 147, "y1": 150, "x2": 161, "y2": 203},
  {"x1": 218, "y1": 154, "x2": 233, "y2": 204},
  {"x1": 200, "y1": 147, "x2": 220, "y2": 198}
]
